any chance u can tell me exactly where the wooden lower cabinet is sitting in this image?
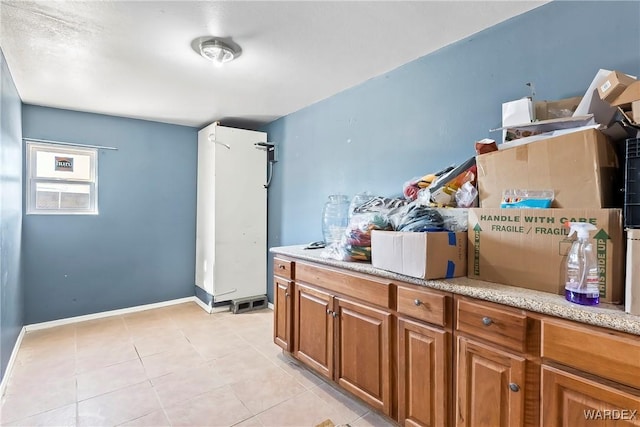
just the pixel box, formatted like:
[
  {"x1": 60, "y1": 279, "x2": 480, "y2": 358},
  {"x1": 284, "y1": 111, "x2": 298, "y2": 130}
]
[
  {"x1": 541, "y1": 365, "x2": 640, "y2": 427},
  {"x1": 456, "y1": 336, "x2": 526, "y2": 427},
  {"x1": 336, "y1": 297, "x2": 392, "y2": 416},
  {"x1": 293, "y1": 282, "x2": 334, "y2": 380},
  {"x1": 398, "y1": 317, "x2": 450, "y2": 427},
  {"x1": 273, "y1": 256, "x2": 640, "y2": 427},
  {"x1": 293, "y1": 281, "x2": 393, "y2": 415},
  {"x1": 273, "y1": 277, "x2": 293, "y2": 351}
]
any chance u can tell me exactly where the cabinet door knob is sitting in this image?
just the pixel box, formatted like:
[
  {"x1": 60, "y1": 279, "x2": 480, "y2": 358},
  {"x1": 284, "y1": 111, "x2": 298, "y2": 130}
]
[
  {"x1": 285, "y1": 292, "x2": 289, "y2": 297},
  {"x1": 326, "y1": 309, "x2": 332, "y2": 315},
  {"x1": 332, "y1": 312, "x2": 338, "y2": 318},
  {"x1": 509, "y1": 383, "x2": 520, "y2": 392},
  {"x1": 414, "y1": 299, "x2": 422, "y2": 306},
  {"x1": 482, "y1": 317, "x2": 493, "y2": 326}
]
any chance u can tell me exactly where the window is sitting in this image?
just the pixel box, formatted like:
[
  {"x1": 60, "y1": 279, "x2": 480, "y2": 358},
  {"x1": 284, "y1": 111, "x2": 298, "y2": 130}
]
[{"x1": 26, "y1": 142, "x2": 98, "y2": 214}]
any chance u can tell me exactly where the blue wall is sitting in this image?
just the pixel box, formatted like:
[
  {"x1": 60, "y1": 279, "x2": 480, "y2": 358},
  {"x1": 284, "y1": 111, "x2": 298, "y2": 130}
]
[
  {"x1": 0, "y1": 49, "x2": 24, "y2": 383},
  {"x1": 264, "y1": 1, "x2": 640, "y2": 300},
  {"x1": 22, "y1": 106, "x2": 198, "y2": 323}
]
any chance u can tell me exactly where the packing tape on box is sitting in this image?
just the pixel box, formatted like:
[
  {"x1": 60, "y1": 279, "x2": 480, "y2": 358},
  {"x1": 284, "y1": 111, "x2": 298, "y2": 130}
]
[
  {"x1": 448, "y1": 232, "x2": 456, "y2": 246},
  {"x1": 446, "y1": 260, "x2": 455, "y2": 279}
]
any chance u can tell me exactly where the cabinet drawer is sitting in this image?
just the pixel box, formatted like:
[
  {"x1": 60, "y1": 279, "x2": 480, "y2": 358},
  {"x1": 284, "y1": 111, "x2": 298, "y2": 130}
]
[
  {"x1": 273, "y1": 257, "x2": 294, "y2": 280},
  {"x1": 397, "y1": 285, "x2": 448, "y2": 327},
  {"x1": 296, "y1": 262, "x2": 392, "y2": 309},
  {"x1": 541, "y1": 319, "x2": 640, "y2": 389},
  {"x1": 456, "y1": 297, "x2": 527, "y2": 353}
]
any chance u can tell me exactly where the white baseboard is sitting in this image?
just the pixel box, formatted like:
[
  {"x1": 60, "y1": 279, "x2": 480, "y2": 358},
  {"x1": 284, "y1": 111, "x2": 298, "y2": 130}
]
[
  {"x1": 25, "y1": 296, "x2": 196, "y2": 331},
  {"x1": 268, "y1": 302, "x2": 274, "y2": 310},
  {"x1": 0, "y1": 326, "x2": 26, "y2": 398},
  {"x1": 193, "y1": 297, "x2": 213, "y2": 313}
]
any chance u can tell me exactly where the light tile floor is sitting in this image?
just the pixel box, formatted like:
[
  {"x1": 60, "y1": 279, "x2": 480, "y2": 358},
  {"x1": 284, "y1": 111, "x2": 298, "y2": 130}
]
[{"x1": 0, "y1": 303, "x2": 396, "y2": 427}]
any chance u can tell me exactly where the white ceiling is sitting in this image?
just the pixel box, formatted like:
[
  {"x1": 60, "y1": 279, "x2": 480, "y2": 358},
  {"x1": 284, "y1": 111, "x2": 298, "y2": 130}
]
[{"x1": 1, "y1": 1, "x2": 548, "y2": 129}]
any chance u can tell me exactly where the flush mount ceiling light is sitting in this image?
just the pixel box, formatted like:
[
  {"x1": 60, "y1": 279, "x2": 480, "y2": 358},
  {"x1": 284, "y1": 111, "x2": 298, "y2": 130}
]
[{"x1": 193, "y1": 37, "x2": 241, "y2": 67}]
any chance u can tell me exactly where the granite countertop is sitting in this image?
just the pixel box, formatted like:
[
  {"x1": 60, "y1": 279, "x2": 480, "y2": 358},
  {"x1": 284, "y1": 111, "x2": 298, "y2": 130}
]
[{"x1": 270, "y1": 245, "x2": 640, "y2": 336}]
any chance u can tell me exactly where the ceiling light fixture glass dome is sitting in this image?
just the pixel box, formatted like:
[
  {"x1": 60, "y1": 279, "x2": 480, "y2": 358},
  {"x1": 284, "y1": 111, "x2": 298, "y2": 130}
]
[{"x1": 199, "y1": 39, "x2": 237, "y2": 66}]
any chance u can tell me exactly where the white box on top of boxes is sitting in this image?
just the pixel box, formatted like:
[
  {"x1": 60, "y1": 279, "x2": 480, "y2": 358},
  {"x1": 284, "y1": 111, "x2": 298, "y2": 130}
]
[{"x1": 371, "y1": 230, "x2": 467, "y2": 280}]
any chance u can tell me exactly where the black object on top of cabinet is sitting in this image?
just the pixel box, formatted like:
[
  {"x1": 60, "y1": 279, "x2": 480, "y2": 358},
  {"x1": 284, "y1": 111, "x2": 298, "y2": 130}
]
[{"x1": 625, "y1": 138, "x2": 640, "y2": 228}]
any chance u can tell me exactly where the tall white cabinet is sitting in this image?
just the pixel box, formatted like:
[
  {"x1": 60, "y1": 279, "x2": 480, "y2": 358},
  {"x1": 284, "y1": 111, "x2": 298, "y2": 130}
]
[{"x1": 195, "y1": 123, "x2": 267, "y2": 308}]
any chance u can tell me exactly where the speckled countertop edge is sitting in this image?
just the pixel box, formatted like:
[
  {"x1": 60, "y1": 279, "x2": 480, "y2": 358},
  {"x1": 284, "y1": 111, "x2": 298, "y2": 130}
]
[{"x1": 270, "y1": 245, "x2": 640, "y2": 336}]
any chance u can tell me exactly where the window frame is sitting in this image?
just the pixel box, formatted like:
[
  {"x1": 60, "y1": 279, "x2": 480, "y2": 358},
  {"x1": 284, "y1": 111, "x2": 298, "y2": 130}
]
[{"x1": 26, "y1": 142, "x2": 99, "y2": 215}]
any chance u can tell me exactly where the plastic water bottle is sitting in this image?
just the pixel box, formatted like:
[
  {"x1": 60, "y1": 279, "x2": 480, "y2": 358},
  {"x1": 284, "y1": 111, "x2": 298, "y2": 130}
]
[
  {"x1": 565, "y1": 222, "x2": 599, "y2": 306},
  {"x1": 322, "y1": 195, "x2": 350, "y2": 245}
]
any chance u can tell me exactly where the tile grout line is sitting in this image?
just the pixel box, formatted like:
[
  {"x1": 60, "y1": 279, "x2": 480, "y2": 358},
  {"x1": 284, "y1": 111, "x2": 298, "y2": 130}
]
[
  {"x1": 267, "y1": 355, "x2": 373, "y2": 425},
  {"x1": 130, "y1": 322, "x2": 163, "y2": 421},
  {"x1": 2, "y1": 334, "x2": 79, "y2": 424},
  {"x1": 140, "y1": 379, "x2": 173, "y2": 427},
  {"x1": 4, "y1": 307, "x2": 293, "y2": 427},
  {"x1": 223, "y1": 386, "x2": 255, "y2": 427},
  {"x1": 75, "y1": 316, "x2": 160, "y2": 422},
  {"x1": 223, "y1": 347, "x2": 326, "y2": 426},
  {"x1": 121, "y1": 311, "x2": 165, "y2": 426}
]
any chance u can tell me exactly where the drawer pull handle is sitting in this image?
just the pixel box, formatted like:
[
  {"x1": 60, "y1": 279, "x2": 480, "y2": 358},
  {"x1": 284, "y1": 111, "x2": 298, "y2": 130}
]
[
  {"x1": 482, "y1": 317, "x2": 493, "y2": 326},
  {"x1": 414, "y1": 299, "x2": 422, "y2": 306},
  {"x1": 509, "y1": 383, "x2": 520, "y2": 392},
  {"x1": 279, "y1": 265, "x2": 286, "y2": 269}
]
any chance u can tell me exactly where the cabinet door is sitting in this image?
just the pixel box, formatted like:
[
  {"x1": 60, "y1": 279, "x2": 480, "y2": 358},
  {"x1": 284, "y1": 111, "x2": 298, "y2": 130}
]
[
  {"x1": 398, "y1": 317, "x2": 450, "y2": 427},
  {"x1": 293, "y1": 282, "x2": 334, "y2": 380},
  {"x1": 273, "y1": 277, "x2": 293, "y2": 352},
  {"x1": 542, "y1": 365, "x2": 640, "y2": 427},
  {"x1": 335, "y1": 297, "x2": 392, "y2": 416},
  {"x1": 456, "y1": 336, "x2": 525, "y2": 427}
]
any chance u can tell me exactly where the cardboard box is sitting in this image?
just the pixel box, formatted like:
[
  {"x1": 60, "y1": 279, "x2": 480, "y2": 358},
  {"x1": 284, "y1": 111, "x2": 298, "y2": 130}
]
[
  {"x1": 535, "y1": 96, "x2": 582, "y2": 121},
  {"x1": 371, "y1": 230, "x2": 467, "y2": 280},
  {"x1": 625, "y1": 229, "x2": 640, "y2": 315},
  {"x1": 633, "y1": 100, "x2": 640, "y2": 124},
  {"x1": 477, "y1": 128, "x2": 619, "y2": 208},
  {"x1": 467, "y1": 208, "x2": 624, "y2": 304},
  {"x1": 612, "y1": 81, "x2": 640, "y2": 107},
  {"x1": 598, "y1": 70, "x2": 636, "y2": 103}
]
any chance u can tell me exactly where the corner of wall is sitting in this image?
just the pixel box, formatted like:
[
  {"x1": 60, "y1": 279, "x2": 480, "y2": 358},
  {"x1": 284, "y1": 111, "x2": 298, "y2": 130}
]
[{"x1": 0, "y1": 47, "x2": 25, "y2": 386}]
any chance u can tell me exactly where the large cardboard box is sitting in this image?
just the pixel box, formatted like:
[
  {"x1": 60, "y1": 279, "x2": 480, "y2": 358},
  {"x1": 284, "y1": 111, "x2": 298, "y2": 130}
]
[
  {"x1": 626, "y1": 229, "x2": 640, "y2": 315},
  {"x1": 467, "y1": 208, "x2": 624, "y2": 304},
  {"x1": 598, "y1": 70, "x2": 636, "y2": 103},
  {"x1": 476, "y1": 129, "x2": 619, "y2": 208},
  {"x1": 371, "y1": 230, "x2": 467, "y2": 280}
]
